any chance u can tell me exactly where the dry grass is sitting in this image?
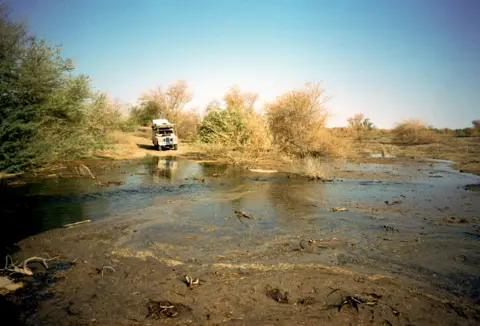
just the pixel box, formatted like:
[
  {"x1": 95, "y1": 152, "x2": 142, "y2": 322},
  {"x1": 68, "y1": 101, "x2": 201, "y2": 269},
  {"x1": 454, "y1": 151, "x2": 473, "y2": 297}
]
[
  {"x1": 196, "y1": 142, "x2": 273, "y2": 168},
  {"x1": 392, "y1": 120, "x2": 439, "y2": 145},
  {"x1": 292, "y1": 156, "x2": 326, "y2": 179}
]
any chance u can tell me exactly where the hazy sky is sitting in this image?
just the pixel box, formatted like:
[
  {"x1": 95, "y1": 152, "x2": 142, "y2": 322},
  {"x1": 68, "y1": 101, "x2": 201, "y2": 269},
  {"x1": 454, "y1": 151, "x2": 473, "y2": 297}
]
[{"x1": 11, "y1": 0, "x2": 480, "y2": 128}]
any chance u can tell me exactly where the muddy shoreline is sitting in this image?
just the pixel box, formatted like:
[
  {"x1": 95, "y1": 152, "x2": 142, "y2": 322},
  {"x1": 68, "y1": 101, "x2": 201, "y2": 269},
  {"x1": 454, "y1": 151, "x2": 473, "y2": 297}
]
[{"x1": 1, "y1": 156, "x2": 480, "y2": 325}]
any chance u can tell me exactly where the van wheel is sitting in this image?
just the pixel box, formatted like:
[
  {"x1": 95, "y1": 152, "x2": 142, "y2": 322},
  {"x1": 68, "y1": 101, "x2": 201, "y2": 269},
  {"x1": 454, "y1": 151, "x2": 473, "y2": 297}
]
[{"x1": 154, "y1": 144, "x2": 159, "y2": 150}]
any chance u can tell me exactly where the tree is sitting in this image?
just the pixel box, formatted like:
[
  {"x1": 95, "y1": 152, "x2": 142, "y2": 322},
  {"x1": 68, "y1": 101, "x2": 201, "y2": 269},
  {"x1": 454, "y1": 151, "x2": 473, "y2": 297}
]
[
  {"x1": 347, "y1": 113, "x2": 375, "y2": 131},
  {"x1": 265, "y1": 82, "x2": 331, "y2": 156},
  {"x1": 0, "y1": 6, "x2": 120, "y2": 172},
  {"x1": 136, "y1": 81, "x2": 193, "y2": 125},
  {"x1": 472, "y1": 120, "x2": 480, "y2": 130},
  {"x1": 197, "y1": 87, "x2": 269, "y2": 150}
]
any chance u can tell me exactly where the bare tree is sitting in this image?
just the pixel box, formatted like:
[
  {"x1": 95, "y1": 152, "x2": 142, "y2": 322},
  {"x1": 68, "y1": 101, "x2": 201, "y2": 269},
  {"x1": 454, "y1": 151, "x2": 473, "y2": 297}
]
[
  {"x1": 223, "y1": 86, "x2": 258, "y2": 111},
  {"x1": 137, "y1": 81, "x2": 193, "y2": 124}
]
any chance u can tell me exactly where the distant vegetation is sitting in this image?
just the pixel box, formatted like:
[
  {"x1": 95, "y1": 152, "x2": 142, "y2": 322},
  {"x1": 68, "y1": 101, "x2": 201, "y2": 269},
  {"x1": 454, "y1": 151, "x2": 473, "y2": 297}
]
[
  {"x1": 392, "y1": 120, "x2": 439, "y2": 145},
  {"x1": 1, "y1": 6, "x2": 478, "y2": 173},
  {"x1": 129, "y1": 81, "x2": 200, "y2": 140},
  {"x1": 0, "y1": 6, "x2": 122, "y2": 172}
]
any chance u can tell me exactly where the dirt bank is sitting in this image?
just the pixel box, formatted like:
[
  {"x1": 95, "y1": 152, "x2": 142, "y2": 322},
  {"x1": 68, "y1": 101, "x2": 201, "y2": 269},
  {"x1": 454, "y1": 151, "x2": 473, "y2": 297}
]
[{"x1": 3, "y1": 206, "x2": 479, "y2": 326}]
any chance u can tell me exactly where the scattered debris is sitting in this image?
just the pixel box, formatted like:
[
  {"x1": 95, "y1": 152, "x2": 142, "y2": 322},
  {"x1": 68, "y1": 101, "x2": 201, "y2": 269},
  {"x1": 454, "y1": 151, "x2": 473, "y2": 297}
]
[
  {"x1": 106, "y1": 180, "x2": 124, "y2": 186},
  {"x1": 308, "y1": 176, "x2": 334, "y2": 182},
  {"x1": 388, "y1": 305, "x2": 401, "y2": 316},
  {"x1": 332, "y1": 294, "x2": 379, "y2": 312},
  {"x1": 296, "y1": 297, "x2": 315, "y2": 305},
  {"x1": 185, "y1": 276, "x2": 200, "y2": 288},
  {"x1": 234, "y1": 210, "x2": 255, "y2": 219},
  {"x1": 147, "y1": 300, "x2": 191, "y2": 319},
  {"x1": 193, "y1": 177, "x2": 205, "y2": 182},
  {"x1": 382, "y1": 225, "x2": 399, "y2": 232},
  {"x1": 384, "y1": 200, "x2": 402, "y2": 205},
  {"x1": 266, "y1": 286, "x2": 289, "y2": 303},
  {"x1": 328, "y1": 207, "x2": 348, "y2": 212},
  {"x1": 63, "y1": 220, "x2": 91, "y2": 228},
  {"x1": 203, "y1": 226, "x2": 216, "y2": 231}
]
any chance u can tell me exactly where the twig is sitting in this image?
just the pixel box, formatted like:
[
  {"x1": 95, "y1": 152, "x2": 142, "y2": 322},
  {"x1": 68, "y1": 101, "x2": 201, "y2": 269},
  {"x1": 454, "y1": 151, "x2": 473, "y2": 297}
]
[
  {"x1": 63, "y1": 220, "x2": 91, "y2": 228},
  {"x1": 101, "y1": 266, "x2": 116, "y2": 277},
  {"x1": 79, "y1": 164, "x2": 95, "y2": 179}
]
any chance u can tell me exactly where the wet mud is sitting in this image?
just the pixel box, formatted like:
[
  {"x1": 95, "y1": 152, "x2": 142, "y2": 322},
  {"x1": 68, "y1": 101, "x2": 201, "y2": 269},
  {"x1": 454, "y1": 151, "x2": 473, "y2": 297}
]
[{"x1": 1, "y1": 156, "x2": 479, "y2": 325}]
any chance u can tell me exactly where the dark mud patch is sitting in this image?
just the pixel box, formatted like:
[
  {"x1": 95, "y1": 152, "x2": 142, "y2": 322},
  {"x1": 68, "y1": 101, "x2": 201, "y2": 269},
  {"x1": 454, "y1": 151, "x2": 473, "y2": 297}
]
[{"x1": 465, "y1": 184, "x2": 480, "y2": 191}]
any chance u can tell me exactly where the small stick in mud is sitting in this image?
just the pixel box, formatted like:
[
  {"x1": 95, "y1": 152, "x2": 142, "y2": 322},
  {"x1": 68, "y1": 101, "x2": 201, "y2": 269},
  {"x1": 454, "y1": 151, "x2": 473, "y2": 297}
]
[
  {"x1": 101, "y1": 266, "x2": 116, "y2": 277},
  {"x1": 328, "y1": 207, "x2": 348, "y2": 212},
  {"x1": 79, "y1": 164, "x2": 95, "y2": 179},
  {"x1": 2, "y1": 255, "x2": 57, "y2": 276},
  {"x1": 63, "y1": 220, "x2": 91, "y2": 228},
  {"x1": 234, "y1": 210, "x2": 255, "y2": 219}
]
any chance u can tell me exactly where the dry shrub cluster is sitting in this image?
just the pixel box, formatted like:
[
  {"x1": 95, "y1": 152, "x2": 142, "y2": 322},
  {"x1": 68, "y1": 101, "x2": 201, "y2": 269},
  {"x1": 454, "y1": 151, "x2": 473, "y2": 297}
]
[
  {"x1": 392, "y1": 119, "x2": 439, "y2": 144},
  {"x1": 197, "y1": 87, "x2": 273, "y2": 166},
  {"x1": 266, "y1": 82, "x2": 348, "y2": 157}
]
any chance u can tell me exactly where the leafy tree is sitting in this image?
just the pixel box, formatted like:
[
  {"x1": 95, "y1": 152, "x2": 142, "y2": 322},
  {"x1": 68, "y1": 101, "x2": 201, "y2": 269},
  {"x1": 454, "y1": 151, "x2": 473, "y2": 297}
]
[{"x1": 0, "y1": 6, "x2": 120, "y2": 172}]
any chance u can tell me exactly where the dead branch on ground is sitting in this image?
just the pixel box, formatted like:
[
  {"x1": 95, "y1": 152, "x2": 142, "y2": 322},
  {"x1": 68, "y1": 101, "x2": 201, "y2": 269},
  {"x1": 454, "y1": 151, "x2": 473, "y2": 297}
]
[{"x1": 1, "y1": 255, "x2": 58, "y2": 276}]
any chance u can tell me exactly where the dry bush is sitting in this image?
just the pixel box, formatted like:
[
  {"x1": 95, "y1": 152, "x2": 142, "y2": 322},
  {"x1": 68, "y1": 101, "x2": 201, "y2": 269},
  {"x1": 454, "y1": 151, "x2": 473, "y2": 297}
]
[
  {"x1": 176, "y1": 110, "x2": 200, "y2": 141},
  {"x1": 197, "y1": 87, "x2": 273, "y2": 166},
  {"x1": 266, "y1": 82, "x2": 347, "y2": 157},
  {"x1": 392, "y1": 119, "x2": 439, "y2": 144},
  {"x1": 472, "y1": 120, "x2": 480, "y2": 136}
]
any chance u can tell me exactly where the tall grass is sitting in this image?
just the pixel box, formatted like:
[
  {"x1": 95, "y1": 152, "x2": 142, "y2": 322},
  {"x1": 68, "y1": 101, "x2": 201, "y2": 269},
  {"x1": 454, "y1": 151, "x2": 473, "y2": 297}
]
[{"x1": 293, "y1": 156, "x2": 326, "y2": 179}]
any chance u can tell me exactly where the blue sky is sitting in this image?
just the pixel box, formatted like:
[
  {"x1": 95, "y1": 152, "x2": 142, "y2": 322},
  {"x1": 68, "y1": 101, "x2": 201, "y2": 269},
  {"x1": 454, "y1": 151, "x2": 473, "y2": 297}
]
[{"x1": 11, "y1": 0, "x2": 480, "y2": 128}]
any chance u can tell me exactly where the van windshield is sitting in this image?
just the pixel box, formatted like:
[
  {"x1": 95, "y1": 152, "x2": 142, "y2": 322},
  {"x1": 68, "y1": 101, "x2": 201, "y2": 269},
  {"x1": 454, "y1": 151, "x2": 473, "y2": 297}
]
[{"x1": 156, "y1": 129, "x2": 173, "y2": 136}]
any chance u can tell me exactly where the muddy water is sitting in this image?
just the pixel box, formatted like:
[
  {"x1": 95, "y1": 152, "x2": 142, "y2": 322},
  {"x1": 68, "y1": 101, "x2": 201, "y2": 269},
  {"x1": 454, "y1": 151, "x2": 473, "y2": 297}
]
[{"x1": 2, "y1": 156, "x2": 480, "y2": 304}]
